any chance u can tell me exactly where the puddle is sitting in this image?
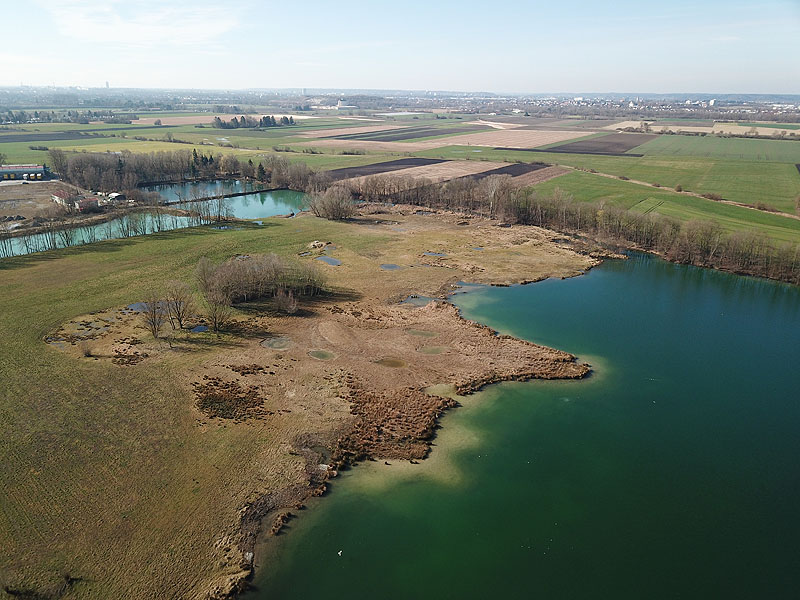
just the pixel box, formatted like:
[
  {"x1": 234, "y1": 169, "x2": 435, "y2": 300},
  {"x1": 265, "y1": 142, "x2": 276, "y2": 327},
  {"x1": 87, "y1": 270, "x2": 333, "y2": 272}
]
[
  {"x1": 309, "y1": 349, "x2": 336, "y2": 360},
  {"x1": 418, "y1": 346, "x2": 448, "y2": 355},
  {"x1": 407, "y1": 329, "x2": 438, "y2": 338},
  {"x1": 212, "y1": 225, "x2": 242, "y2": 231},
  {"x1": 401, "y1": 296, "x2": 441, "y2": 307},
  {"x1": 262, "y1": 336, "x2": 292, "y2": 350},
  {"x1": 471, "y1": 247, "x2": 484, "y2": 251},
  {"x1": 316, "y1": 256, "x2": 342, "y2": 266},
  {"x1": 374, "y1": 358, "x2": 407, "y2": 368},
  {"x1": 423, "y1": 252, "x2": 446, "y2": 257},
  {"x1": 190, "y1": 325, "x2": 209, "y2": 333},
  {"x1": 299, "y1": 251, "x2": 312, "y2": 257},
  {"x1": 380, "y1": 264, "x2": 402, "y2": 270},
  {"x1": 127, "y1": 302, "x2": 147, "y2": 312}
]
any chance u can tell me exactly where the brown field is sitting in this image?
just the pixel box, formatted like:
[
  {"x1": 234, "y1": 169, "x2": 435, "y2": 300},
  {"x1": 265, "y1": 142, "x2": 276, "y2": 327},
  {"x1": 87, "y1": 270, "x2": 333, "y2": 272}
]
[
  {"x1": 327, "y1": 158, "x2": 447, "y2": 180},
  {"x1": 435, "y1": 129, "x2": 590, "y2": 149},
  {"x1": 297, "y1": 138, "x2": 446, "y2": 152},
  {"x1": 604, "y1": 121, "x2": 793, "y2": 136},
  {"x1": 468, "y1": 162, "x2": 550, "y2": 180},
  {"x1": 511, "y1": 165, "x2": 570, "y2": 186},
  {"x1": 538, "y1": 133, "x2": 658, "y2": 155},
  {"x1": 301, "y1": 129, "x2": 590, "y2": 153},
  {"x1": 344, "y1": 160, "x2": 510, "y2": 184}
]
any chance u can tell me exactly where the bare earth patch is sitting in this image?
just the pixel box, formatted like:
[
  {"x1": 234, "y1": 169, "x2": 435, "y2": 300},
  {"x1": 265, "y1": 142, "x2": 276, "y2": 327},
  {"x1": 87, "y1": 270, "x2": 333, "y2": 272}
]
[
  {"x1": 511, "y1": 165, "x2": 570, "y2": 186},
  {"x1": 343, "y1": 160, "x2": 511, "y2": 184}
]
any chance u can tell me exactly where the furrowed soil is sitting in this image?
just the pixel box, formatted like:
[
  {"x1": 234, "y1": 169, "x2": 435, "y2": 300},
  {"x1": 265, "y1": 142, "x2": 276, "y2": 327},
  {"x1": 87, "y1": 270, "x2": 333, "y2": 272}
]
[
  {"x1": 342, "y1": 160, "x2": 511, "y2": 185},
  {"x1": 326, "y1": 158, "x2": 446, "y2": 181},
  {"x1": 0, "y1": 208, "x2": 597, "y2": 599},
  {"x1": 538, "y1": 133, "x2": 658, "y2": 155}
]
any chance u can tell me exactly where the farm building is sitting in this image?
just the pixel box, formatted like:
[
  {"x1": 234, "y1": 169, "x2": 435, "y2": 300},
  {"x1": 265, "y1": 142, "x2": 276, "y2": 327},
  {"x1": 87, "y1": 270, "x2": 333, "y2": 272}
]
[{"x1": 1, "y1": 164, "x2": 50, "y2": 181}]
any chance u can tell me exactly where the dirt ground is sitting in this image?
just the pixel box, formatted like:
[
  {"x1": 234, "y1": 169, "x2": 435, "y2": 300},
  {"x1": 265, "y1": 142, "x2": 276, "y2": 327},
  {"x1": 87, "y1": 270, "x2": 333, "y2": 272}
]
[
  {"x1": 542, "y1": 133, "x2": 658, "y2": 155},
  {"x1": 300, "y1": 129, "x2": 590, "y2": 152},
  {"x1": 31, "y1": 208, "x2": 600, "y2": 599},
  {"x1": 0, "y1": 181, "x2": 75, "y2": 218},
  {"x1": 343, "y1": 160, "x2": 511, "y2": 184},
  {"x1": 605, "y1": 121, "x2": 794, "y2": 136},
  {"x1": 327, "y1": 158, "x2": 446, "y2": 180},
  {"x1": 510, "y1": 165, "x2": 570, "y2": 186}
]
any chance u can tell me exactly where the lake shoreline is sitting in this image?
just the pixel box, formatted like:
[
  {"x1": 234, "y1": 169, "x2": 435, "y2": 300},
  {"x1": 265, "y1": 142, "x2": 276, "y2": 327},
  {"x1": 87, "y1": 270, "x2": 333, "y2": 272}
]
[{"x1": 217, "y1": 211, "x2": 606, "y2": 598}]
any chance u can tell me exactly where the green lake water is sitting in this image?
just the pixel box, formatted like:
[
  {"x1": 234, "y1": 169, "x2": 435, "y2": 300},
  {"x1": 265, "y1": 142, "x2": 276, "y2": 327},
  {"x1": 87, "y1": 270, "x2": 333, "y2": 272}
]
[{"x1": 250, "y1": 253, "x2": 800, "y2": 599}]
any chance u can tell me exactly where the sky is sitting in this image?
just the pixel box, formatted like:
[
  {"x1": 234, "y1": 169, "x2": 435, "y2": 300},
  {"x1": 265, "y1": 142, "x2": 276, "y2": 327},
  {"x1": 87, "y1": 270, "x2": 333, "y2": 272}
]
[{"x1": 3, "y1": 0, "x2": 799, "y2": 94}]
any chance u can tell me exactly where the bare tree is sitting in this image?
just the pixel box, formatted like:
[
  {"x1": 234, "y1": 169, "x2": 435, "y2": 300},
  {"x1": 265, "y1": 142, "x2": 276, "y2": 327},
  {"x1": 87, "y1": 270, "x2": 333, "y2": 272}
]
[
  {"x1": 141, "y1": 292, "x2": 167, "y2": 339},
  {"x1": 205, "y1": 289, "x2": 232, "y2": 332},
  {"x1": 309, "y1": 186, "x2": 356, "y2": 220},
  {"x1": 274, "y1": 287, "x2": 298, "y2": 314},
  {"x1": 164, "y1": 281, "x2": 195, "y2": 330}
]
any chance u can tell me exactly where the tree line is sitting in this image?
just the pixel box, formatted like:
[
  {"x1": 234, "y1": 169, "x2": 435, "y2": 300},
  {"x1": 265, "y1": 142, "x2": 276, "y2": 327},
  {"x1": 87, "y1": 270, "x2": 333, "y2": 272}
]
[
  {"x1": 47, "y1": 148, "x2": 329, "y2": 193},
  {"x1": 212, "y1": 115, "x2": 295, "y2": 129}
]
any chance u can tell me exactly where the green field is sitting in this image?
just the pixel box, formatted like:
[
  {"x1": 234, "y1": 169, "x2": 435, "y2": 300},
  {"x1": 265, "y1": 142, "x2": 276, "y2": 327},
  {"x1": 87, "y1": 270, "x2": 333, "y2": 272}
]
[
  {"x1": 416, "y1": 145, "x2": 800, "y2": 214},
  {"x1": 530, "y1": 171, "x2": 800, "y2": 243},
  {"x1": 634, "y1": 134, "x2": 800, "y2": 162}
]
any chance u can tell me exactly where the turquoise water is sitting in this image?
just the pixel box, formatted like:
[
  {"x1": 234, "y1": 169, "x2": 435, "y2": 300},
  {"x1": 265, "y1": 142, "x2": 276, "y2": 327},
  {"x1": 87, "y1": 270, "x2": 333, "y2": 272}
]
[
  {"x1": 4, "y1": 213, "x2": 194, "y2": 257},
  {"x1": 143, "y1": 179, "x2": 264, "y2": 203},
  {"x1": 144, "y1": 181, "x2": 307, "y2": 218},
  {"x1": 2, "y1": 185, "x2": 308, "y2": 257},
  {"x1": 251, "y1": 253, "x2": 800, "y2": 599}
]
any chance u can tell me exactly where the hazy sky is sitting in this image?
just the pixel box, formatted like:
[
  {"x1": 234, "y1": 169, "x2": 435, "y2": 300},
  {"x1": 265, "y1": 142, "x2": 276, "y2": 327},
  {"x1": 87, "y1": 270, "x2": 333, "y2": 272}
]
[{"x1": 4, "y1": 0, "x2": 799, "y2": 93}]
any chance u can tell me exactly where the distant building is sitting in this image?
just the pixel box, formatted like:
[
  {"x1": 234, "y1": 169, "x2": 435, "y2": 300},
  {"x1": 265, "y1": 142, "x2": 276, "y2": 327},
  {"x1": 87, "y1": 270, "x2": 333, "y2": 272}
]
[
  {"x1": 1, "y1": 164, "x2": 49, "y2": 181},
  {"x1": 76, "y1": 198, "x2": 100, "y2": 213}
]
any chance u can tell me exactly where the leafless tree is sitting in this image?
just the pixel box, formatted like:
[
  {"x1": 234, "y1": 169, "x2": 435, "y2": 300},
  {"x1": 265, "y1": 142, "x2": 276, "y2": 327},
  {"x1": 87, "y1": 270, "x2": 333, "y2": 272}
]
[
  {"x1": 164, "y1": 281, "x2": 195, "y2": 329},
  {"x1": 309, "y1": 186, "x2": 356, "y2": 220},
  {"x1": 141, "y1": 292, "x2": 167, "y2": 339}
]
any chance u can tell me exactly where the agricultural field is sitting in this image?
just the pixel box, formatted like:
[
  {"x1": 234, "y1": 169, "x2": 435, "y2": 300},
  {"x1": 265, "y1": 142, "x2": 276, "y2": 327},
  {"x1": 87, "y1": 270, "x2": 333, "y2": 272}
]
[
  {"x1": 530, "y1": 170, "x2": 800, "y2": 243},
  {"x1": 633, "y1": 134, "x2": 800, "y2": 162},
  {"x1": 2, "y1": 109, "x2": 798, "y2": 238},
  {"x1": 416, "y1": 144, "x2": 800, "y2": 214},
  {"x1": 516, "y1": 133, "x2": 658, "y2": 156}
]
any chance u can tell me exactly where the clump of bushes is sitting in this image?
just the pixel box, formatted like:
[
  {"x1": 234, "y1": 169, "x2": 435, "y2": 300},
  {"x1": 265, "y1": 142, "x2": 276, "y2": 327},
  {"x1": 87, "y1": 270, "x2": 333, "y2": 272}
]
[
  {"x1": 309, "y1": 186, "x2": 356, "y2": 220},
  {"x1": 195, "y1": 253, "x2": 327, "y2": 330}
]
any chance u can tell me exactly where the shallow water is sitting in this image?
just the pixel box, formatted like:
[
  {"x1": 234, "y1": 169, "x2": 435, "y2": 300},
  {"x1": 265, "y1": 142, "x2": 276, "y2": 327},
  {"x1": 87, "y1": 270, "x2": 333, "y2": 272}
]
[
  {"x1": 418, "y1": 346, "x2": 447, "y2": 355},
  {"x1": 405, "y1": 328, "x2": 438, "y2": 337},
  {"x1": 308, "y1": 350, "x2": 335, "y2": 360},
  {"x1": 261, "y1": 336, "x2": 291, "y2": 350},
  {"x1": 373, "y1": 358, "x2": 407, "y2": 368},
  {"x1": 251, "y1": 253, "x2": 800, "y2": 599},
  {"x1": 316, "y1": 256, "x2": 342, "y2": 266},
  {"x1": 380, "y1": 263, "x2": 402, "y2": 270}
]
